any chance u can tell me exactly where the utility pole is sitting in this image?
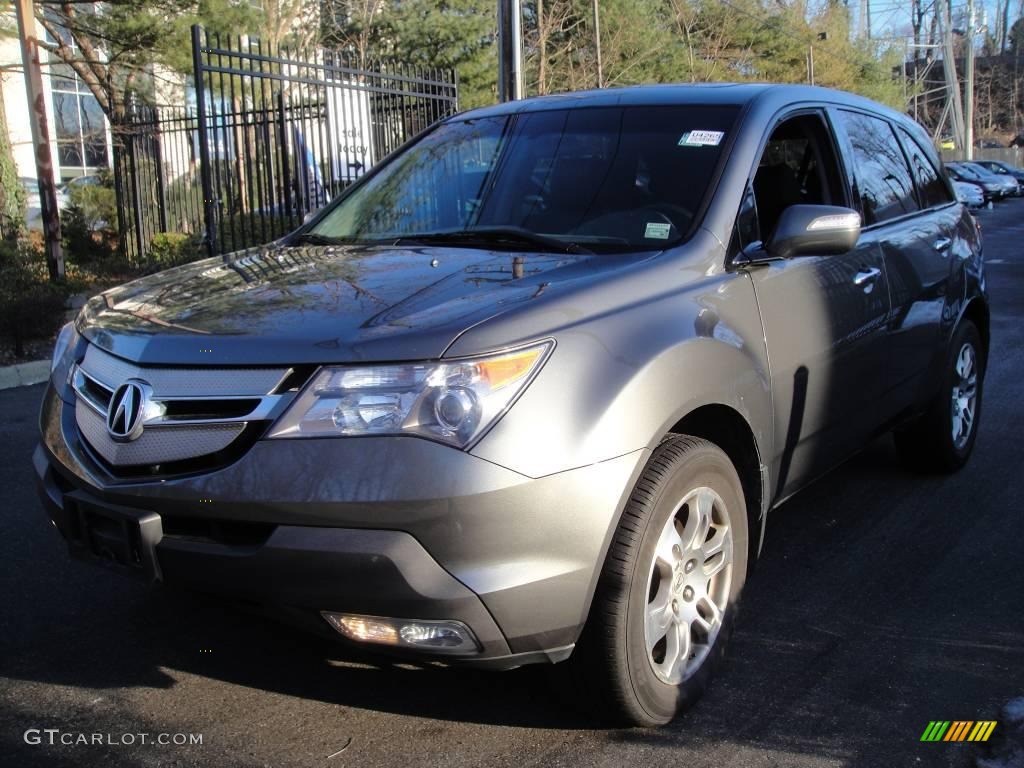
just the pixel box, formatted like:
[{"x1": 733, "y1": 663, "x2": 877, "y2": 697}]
[
  {"x1": 14, "y1": 0, "x2": 63, "y2": 282},
  {"x1": 939, "y1": 0, "x2": 967, "y2": 155},
  {"x1": 964, "y1": 0, "x2": 976, "y2": 159},
  {"x1": 592, "y1": 0, "x2": 603, "y2": 88},
  {"x1": 497, "y1": 0, "x2": 524, "y2": 101},
  {"x1": 859, "y1": 0, "x2": 871, "y2": 38}
]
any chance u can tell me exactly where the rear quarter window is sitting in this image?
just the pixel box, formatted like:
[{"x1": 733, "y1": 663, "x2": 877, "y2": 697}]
[{"x1": 897, "y1": 127, "x2": 954, "y2": 209}]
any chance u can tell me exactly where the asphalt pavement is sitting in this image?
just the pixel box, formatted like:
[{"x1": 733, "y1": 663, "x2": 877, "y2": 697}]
[{"x1": 2, "y1": 201, "x2": 1023, "y2": 768}]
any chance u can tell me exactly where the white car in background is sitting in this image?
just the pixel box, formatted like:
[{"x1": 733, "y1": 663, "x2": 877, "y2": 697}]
[
  {"x1": 953, "y1": 179, "x2": 987, "y2": 209},
  {"x1": 19, "y1": 174, "x2": 102, "y2": 230},
  {"x1": 19, "y1": 177, "x2": 43, "y2": 229}
]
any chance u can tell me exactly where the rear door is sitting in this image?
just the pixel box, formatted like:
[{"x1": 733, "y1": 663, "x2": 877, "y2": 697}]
[
  {"x1": 831, "y1": 110, "x2": 958, "y2": 419},
  {"x1": 887, "y1": 125, "x2": 961, "y2": 411}
]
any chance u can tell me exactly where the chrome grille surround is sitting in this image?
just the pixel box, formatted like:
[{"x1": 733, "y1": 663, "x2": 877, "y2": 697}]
[
  {"x1": 72, "y1": 345, "x2": 291, "y2": 468},
  {"x1": 80, "y1": 345, "x2": 288, "y2": 398}
]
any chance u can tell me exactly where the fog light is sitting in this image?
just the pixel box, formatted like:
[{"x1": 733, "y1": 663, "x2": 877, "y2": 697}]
[
  {"x1": 399, "y1": 623, "x2": 466, "y2": 648},
  {"x1": 322, "y1": 612, "x2": 480, "y2": 654},
  {"x1": 325, "y1": 614, "x2": 399, "y2": 645}
]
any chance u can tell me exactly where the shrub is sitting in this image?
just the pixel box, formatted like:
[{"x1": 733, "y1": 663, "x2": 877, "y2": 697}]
[
  {"x1": 0, "y1": 241, "x2": 69, "y2": 358},
  {"x1": 62, "y1": 173, "x2": 120, "y2": 271},
  {"x1": 0, "y1": 102, "x2": 24, "y2": 242},
  {"x1": 144, "y1": 232, "x2": 204, "y2": 273}
]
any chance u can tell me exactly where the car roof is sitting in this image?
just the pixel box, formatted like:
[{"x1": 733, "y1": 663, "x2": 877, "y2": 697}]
[{"x1": 451, "y1": 83, "x2": 908, "y2": 124}]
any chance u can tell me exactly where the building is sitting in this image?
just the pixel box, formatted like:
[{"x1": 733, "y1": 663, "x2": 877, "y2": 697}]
[
  {"x1": 1, "y1": 9, "x2": 114, "y2": 227},
  {"x1": 1, "y1": 15, "x2": 113, "y2": 183}
]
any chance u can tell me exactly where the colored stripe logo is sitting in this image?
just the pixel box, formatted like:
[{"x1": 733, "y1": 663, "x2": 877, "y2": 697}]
[{"x1": 921, "y1": 721, "x2": 997, "y2": 742}]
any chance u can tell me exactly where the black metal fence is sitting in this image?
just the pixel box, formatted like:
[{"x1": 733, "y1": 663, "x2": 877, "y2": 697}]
[{"x1": 113, "y1": 26, "x2": 458, "y2": 262}]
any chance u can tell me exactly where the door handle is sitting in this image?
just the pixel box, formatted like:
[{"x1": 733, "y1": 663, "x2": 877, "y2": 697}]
[
  {"x1": 853, "y1": 266, "x2": 881, "y2": 286},
  {"x1": 934, "y1": 237, "x2": 952, "y2": 252}
]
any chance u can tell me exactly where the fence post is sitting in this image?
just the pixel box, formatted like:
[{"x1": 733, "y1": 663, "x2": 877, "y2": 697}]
[
  {"x1": 111, "y1": 136, "x2": 130, "y2": 262},
  {"x1": 192, "y1": 24, "x2": 217, "y2": 258},
  {"x1": 126, "y1": 97, "x2": 146, "y2": 264},
  {"x1": 277, "y1": 89, "x2": 294, "y2": 229},
  {"x1": 154, "y1": 111, "x2": 168, "y2": 234}
]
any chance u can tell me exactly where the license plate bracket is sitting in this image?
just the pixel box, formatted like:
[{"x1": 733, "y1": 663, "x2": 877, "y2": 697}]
[{"x1": 65, "y1": 492, "x2": 163, "y2": 582}]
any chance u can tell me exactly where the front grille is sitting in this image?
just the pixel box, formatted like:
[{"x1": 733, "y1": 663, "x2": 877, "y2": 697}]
[
  {"x1": 72, "y1": 345, "x2": 297, "y2": 475},
  {"x1": 76, "y1": 404, "x2": 245, "y2": 466}
]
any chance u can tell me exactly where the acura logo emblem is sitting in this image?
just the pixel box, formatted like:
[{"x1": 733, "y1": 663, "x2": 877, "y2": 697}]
[{"x1": 106, "y1": 380, "x2": 149, "y2": 442}]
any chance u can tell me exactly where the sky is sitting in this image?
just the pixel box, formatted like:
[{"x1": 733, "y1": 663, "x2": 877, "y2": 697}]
[{"x1": 853, "y1": 0, "x2": 1021, "y2": 44}]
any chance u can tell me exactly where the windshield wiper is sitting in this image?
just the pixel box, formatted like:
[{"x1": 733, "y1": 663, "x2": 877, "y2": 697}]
[{"x1": 394, "y1": 227, "x2": 593, "y2": 255}]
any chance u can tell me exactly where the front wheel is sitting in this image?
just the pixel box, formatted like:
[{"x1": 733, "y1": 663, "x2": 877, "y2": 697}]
[{"x1": 569, "y1": 435, "x2": 748, "y2": 726}]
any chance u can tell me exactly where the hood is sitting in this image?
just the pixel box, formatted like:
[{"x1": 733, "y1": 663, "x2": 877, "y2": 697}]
[{"x1": 79, "y1": 242, "x2": 651, "y2": 365}]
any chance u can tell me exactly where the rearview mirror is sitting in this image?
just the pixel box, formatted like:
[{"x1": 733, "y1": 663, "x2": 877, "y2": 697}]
[{"x1": 765, "y1": 204, "x2": 861, "y2": 260}]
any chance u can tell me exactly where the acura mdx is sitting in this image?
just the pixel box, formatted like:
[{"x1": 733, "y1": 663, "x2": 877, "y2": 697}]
[{"x1": 36, "y1": 84, "x2": 988, "y2": 726}]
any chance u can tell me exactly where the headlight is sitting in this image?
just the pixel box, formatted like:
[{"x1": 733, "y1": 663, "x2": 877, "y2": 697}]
[
  {"x1": 266, "y1": 341, "x2": 553, "y2": 448},
  {"x1": 50, "y1": 322, "x2": 80, "y2": 390}
]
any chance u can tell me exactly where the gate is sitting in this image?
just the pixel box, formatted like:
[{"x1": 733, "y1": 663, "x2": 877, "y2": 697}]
[{"x1": 113, "y1": 26, "x2": 458, "y2": 262}]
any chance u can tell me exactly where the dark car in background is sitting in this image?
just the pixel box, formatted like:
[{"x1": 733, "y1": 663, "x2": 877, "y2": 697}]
[
  {"x1": 972, "y1": 159, "x2": 1024, "y2": 188},
  {"x1": 960, "y1": 161, "x2": 1021, "y2": 196},
  {"x1": 36, "y1": 84, "x2": 987, "y2": 727},
  {"x1": 947, "y1": 162, "x2": 1012, "y2": 202}
]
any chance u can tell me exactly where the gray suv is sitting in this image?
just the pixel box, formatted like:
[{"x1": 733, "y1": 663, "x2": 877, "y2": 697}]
[{"x1": 35, "y1": 84, "x2": 987, "y2": 726}]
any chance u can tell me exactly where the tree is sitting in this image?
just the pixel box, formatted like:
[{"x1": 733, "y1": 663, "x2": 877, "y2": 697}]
[
  {"x1": 0, "y1": 77, "x2": 25, "y2": 242},
  {"x1": 321, "y1": 0, "x2": 388, "y2": 70},
  {"x1": 519, "y1": 0, "x2": 903, "y2": 108},
  {"x1": 1011, "y1": 16, "x2": 1024, "y2": 53},
  {"x1": 322, "y1": 0, "x2": 497, "y2": 108},
  {"x1": 31, "y1": 0, "x2": 258, "y2": 122}
]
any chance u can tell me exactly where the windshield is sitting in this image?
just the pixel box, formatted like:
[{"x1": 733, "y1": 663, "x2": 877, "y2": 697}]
[
  {"x1": 952, "y1": 165, "x2": 980, "y2": 180},
  {"x1": 310, "y1": 104, "x2": 739, "y2": 253}
]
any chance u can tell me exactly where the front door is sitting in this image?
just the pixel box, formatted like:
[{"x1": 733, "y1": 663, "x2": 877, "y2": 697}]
[{"x1": 740, "y1": 111, "x2": 893, "y2": 501}]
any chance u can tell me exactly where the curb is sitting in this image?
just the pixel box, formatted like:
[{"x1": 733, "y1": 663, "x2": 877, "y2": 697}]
[{"x1": 0, "y1": 360, "x2": 50, "y2": 391}]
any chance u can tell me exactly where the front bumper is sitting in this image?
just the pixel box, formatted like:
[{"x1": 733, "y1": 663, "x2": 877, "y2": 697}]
[{"x1": 35, "y1": 382, "x2": 646, "y2": 668}]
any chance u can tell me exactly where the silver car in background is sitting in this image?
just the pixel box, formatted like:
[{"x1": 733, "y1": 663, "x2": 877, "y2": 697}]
[{"x1": 953, "y1": 179, "x2": 987, "y2": 208}]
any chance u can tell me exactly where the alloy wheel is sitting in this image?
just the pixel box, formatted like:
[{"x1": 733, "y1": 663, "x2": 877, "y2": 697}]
[
  {"x1": 644, "y1": 486, "x2": 733, "y2": 685},
  {"x1": 951, "y1": 342, "x2": 978, "y2": 450}
]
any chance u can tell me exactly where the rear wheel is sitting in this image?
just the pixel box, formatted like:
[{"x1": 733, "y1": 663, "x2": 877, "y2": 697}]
[
  {"x1": 569, "y1": 435, "x2": 748, "y2": 726},
  {"x1": 895, "y1": 320, "x2": 984, "y2": 472}
]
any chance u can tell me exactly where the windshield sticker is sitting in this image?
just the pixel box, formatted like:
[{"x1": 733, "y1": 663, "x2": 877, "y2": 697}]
[
  {"x1": 644, "y1": 222, "x2": 671, "y2": 240},
  {"x1": 679, "y1": 130, "x2": 724, "y2": 147}
]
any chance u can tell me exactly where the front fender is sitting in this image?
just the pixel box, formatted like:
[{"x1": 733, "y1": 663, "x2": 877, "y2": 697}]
[{"x1": 466, "y1": 268, "x2": 773, "y2": 480}]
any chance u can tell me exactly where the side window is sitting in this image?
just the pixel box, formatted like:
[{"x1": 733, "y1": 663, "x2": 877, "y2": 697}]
[
  {"x1": 897, "y1": 127, "x2": 954, "y2": 208},
  {"x1": 837, "y1": 110, "x2": 918, "y2": 224},
  {"x1": 749, "y1": 113, "x2": 845, "y2": 242}
]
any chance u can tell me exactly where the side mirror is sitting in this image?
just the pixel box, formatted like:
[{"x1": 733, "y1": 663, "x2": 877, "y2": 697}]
[{"x1": 765, "y1": 204, "x2": 861, "y2": 260}]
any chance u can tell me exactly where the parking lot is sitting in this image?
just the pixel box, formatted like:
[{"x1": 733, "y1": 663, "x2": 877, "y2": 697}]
[{"x1": 1, "y1": 199, "x2": 1022, "y2": 768}]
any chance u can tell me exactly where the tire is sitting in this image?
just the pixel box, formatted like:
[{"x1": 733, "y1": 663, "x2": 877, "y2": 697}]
[
  {"x1": 569, "y1": 435, "x2": 749, "y2": 726},
  {"x1": 894, "y1": 320, "x2": 984, "y2": 473}
]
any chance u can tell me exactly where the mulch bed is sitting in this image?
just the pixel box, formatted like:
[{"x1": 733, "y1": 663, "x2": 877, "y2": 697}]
[{"x1": 0, "y1": 334, "x2": 58, "y2": 367}]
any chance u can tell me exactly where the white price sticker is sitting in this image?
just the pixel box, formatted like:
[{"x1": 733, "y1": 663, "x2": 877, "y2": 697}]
[
  {"x1": 678, "y1": 130, "x2": 725, "y2": 147},
  {"x1": 644, "y1": 222, "x2": 671, "y2": 240}
]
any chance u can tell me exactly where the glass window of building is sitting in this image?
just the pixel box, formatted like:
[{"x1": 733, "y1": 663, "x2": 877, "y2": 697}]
[{"x1": 49, "y1": 59, "x2": 109, "y2": 180}]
